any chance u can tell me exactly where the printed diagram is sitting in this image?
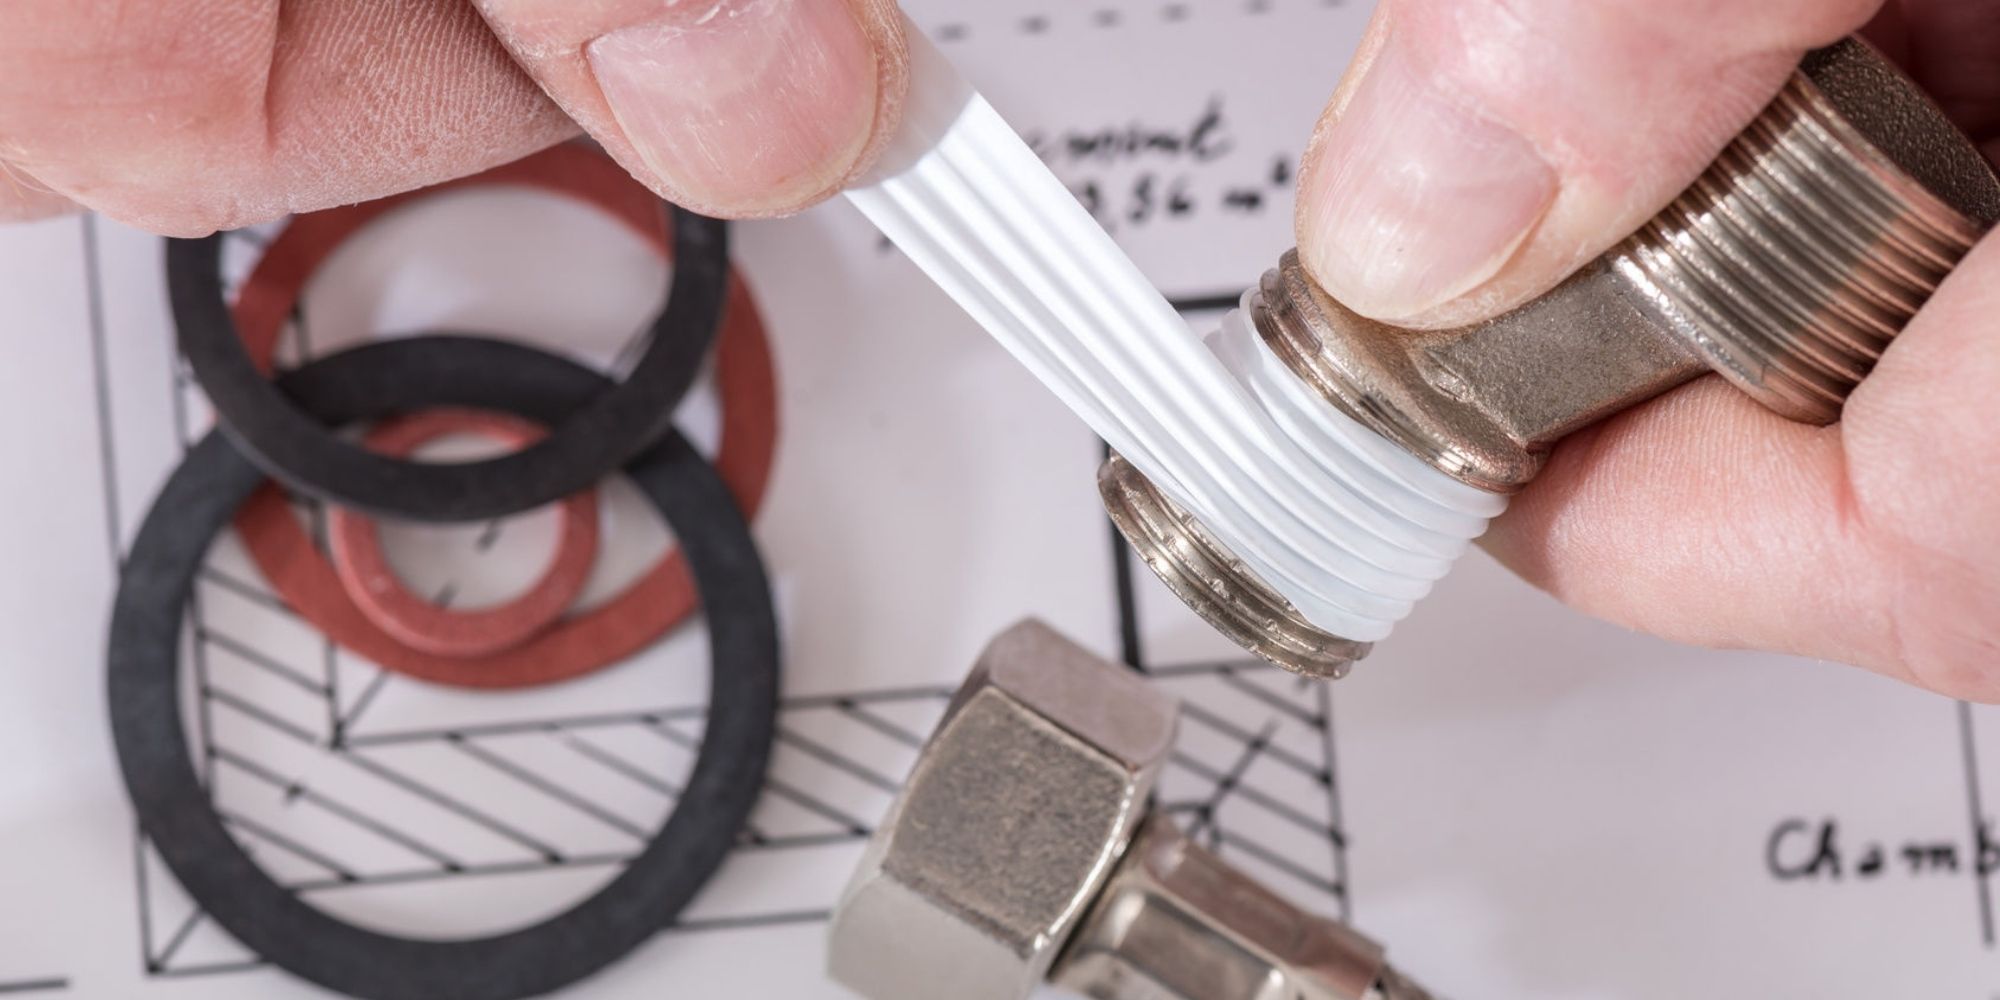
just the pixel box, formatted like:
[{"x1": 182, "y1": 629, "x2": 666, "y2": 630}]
[{"x1": 131, "y1": 629, "x2": 1350, "y2": 977}]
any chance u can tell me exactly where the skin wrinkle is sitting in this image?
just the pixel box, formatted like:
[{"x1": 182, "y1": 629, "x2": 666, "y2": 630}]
[
  {"x1": 0, "y1": 0, "x2": 573, "y2": 233},
  {"x1": 0, "y1": 0, "x2": 902, "y2": 227}
]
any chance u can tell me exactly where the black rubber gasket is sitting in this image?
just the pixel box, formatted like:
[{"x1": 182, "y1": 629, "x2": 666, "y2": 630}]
[
  {"x1": 110, "y1": 335, "x2": 779, "y2": 1000},
  {"x1": 166, "y1": 208, "x2": 728, "y2": 522}
]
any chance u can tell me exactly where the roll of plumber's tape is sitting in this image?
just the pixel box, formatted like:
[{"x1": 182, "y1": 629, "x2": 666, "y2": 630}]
[{"x1": 846, "y1": 34, "x2": 1501, "y2": 642}]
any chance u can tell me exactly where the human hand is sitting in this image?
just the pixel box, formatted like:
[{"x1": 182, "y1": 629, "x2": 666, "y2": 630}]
[
  {"x1": 1294, "y1": 0, "x2": 2000, "y2": 699},
  {"x1": 0, "y1": 0, "x2": 909, "y2": 232}
]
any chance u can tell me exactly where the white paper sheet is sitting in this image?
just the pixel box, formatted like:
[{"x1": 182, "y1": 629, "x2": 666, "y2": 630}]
[{"x1": 1, "y1": 2, "x2": 1995, "y2": 998}]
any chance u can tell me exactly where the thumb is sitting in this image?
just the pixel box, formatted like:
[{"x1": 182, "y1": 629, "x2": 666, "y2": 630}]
[
  {"x1": 1295, "y1": 0, "x2": 1883, "y2": 327},
  {"x1": 475, "y1": 0, "x2": 910, "y2": 218}
]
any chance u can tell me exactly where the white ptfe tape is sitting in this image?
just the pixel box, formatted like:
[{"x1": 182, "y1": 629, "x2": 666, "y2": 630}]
[{"x1": 845, "y1": 30, "x2": 1505, "y2": 642}]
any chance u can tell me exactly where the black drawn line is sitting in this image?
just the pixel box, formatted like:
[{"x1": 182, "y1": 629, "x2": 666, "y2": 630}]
[
  {"x1": 335, "y1": 749, "x2": 566, "y2": 862},
  {"x1": 347, "y1": 703, "x2": 713, "y2": 748},
  {"x1": 197, "y1": 567, "x2": 294, "y2": 615},
  {"x1": 1211, "y1": 666, "x2": 1322, "y2": 726},
  {"x1": 1958, "y1": 700, "x2": 1994, "y2": 947},
  {"x1": 81, "y1": 215, "x2": 122, "y2": 567},
  {"x1": 647, "y1": 717, "x2": 872, "y2": 834},
  {"x1": 149, "y1": 959, "x2": 266, "y2": 979},
  {"x1": 837, "y1": 701, "x2": 928, "y2": 750},
  {"x1": 1167, "y1": 750, "x2": 1339, "y2": 842},
  {"x1": 785, "y1": 685, "x2": 956, "y2": 709},
  {"x1": 1184, "y1": 721, "x2": 1277, "y2": 845},
  {"x1": 217, "y1": 810, "x2": 358, "y2": 882},
  {"x1": 212, "y1": 747, "x2": 464, "y2": 870},
  {"x1": 563, "y1": 733, "x2": 685, "y2": 798},
  {"x1": 148, "y1": 908, "x2": 206, "y2": 972},
  {"x1": 132, "y1": 823, "x2": 156, "y2": 976},
  {"x1": 319, "y1": 637, "x2": 341, "y2": 748},
  {"x1": 1316, "y1": 682, "x2": 1351, "y2": 920},
  {"x1": 776, "y1": 727, "x2": 903, "y2": 794},
  {"x1": 287, "y1": 853, "x2": 630, "y2": 895},
  {"x1": 448, "y1": 735, "x2": 649, "y2": 840},
  {"x1": 1178, "y1": 701, "x2": 1325, "y2": 781},
  {"x1": 205, "y1": 685, "x2": 322, "y2": 746},
  {"x1": 0, "y1": 978, "x2": 69, "y2": 995},
  {"x1": 738, "y1": 832, "x2": 866, "y2": 852},
  {"x1": 198, "y1": 626, "x2": 329, "y2": 696},
  {"x1": 334, "y1": 668, "x2": 393, "y2": 740},
  {"x1": 472, "y1": 519, "x2": 505, "y2": 553}
]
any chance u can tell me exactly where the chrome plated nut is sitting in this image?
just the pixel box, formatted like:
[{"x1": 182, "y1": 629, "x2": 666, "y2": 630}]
[{"x1": 827, "y1": 620, "x2": 1178, "y2": 1000}]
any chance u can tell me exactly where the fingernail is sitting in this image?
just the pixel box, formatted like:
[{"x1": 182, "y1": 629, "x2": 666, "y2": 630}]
[
  {"x1": 1299, "y1": 39, "x2": 1555, "y2": 321},
  {"x1": 588, "y1": 0, "x2": 881, "y2": 216}
]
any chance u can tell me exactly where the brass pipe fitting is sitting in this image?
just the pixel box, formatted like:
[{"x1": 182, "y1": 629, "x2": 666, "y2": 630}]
[
  {"x1": 1103, "y1": 38, "x2": 2000, "y2": 679},
  {"x1": 827, "y1": 620, "x2": 1432, "y2": 1000}
]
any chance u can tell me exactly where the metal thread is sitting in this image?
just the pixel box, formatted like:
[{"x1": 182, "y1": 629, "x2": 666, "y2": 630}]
[
  {"x1": 1099, "y1": 453, "x2": 1370, "y2": 679},
  {"x1": 1611, "y1": 73, "x2": 1984, "y2": 423},
  {"x1": 1101, "y1": 52, "x2": 1991, "y2": 678}
]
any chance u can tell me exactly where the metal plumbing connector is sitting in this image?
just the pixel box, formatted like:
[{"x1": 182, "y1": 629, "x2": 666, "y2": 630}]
[
  {"x1": 827, "y1": 620, "x2": 1433, "y2": 1000},
  {"x1": 1103, "y1": 38, "x2": 2000, "y2": 679}
]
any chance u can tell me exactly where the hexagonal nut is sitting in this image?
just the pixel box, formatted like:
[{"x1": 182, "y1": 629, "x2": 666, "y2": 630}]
[{"x1": 827, "y1": 619, "x2": 1179, "y2": 1000}]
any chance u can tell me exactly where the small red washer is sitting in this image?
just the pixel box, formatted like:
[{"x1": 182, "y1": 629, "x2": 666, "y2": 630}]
[{"x1": 327, "y1": 408, "x2": 601, "y2": 659}]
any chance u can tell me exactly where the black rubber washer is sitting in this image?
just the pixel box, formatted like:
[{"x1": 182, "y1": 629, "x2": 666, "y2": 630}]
[
  {"x1": 110, "y1": 335, "x2": 779, "y2": 1000},
  {"x1": 166, "y1": 208, "x2": 729, "y2": 522}
]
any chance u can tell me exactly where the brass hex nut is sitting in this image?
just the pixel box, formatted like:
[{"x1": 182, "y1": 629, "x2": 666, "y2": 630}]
[{"x1": 827, "y1": 619, "x2": 1179, "y2": 1000}]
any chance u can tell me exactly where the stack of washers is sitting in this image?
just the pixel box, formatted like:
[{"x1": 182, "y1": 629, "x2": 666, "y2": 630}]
[{"x1": 105, "y1": 145, "x2": 783, "y2": 1000}]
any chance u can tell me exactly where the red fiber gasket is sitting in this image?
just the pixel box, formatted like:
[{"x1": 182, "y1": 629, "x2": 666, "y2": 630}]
[
  {"x1": 327, "y1": 408, "x2": 601, "y2": 659},
  {"x1": 230, "y1": 144, "x2": 779, "y2": 688}
]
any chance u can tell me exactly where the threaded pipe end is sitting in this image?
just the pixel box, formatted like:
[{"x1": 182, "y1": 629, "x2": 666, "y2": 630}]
[
  {"x1": 1611, "y1": 63, "x2": 1989, "y2": 423},
  {"x1": 1099, "y1": 451, "x2": 1371, "y2": 679}
]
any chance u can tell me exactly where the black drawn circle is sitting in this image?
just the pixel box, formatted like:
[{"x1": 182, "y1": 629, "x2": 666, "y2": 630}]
[
  {"x1": 166, "y1": 207, "x2": 728, "y2": 522},
  {"x1": 110, "y1": 335, "x2": 778, "y2": 1000}
]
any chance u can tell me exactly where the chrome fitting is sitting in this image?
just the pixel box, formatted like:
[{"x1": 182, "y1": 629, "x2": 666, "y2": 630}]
[
  {"x1": 827, "y1": 620, "x2": 1432, "y2": 1000},
  {"x1": 1105, "y1": 37, "x2": 2000, "y2": 678}
]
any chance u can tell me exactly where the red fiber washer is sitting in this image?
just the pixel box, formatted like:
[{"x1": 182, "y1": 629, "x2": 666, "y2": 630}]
[
  {"x1": 327, "y1": 408, "x2": 601, "y2": 659},
  {"x1": 230, "y1": 145, "x2": 779, "y2": 688}
]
